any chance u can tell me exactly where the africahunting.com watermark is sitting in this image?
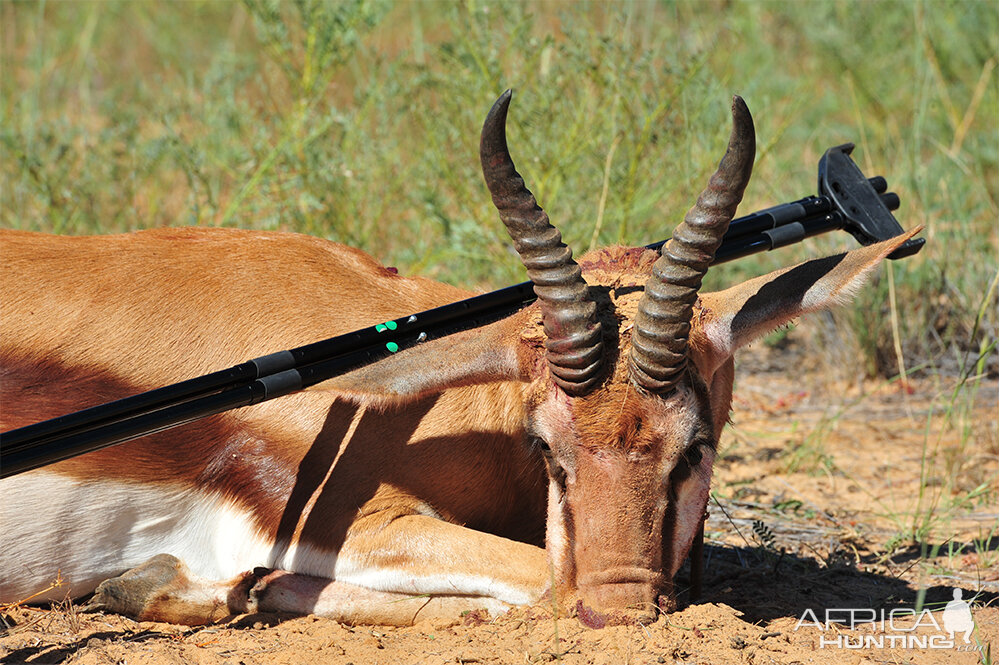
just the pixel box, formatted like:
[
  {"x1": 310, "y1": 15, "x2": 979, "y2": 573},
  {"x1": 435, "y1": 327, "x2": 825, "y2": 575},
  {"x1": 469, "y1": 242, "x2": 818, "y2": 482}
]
[{"x1": 795, "y1": 588, "x2": 985, "y2": 652}]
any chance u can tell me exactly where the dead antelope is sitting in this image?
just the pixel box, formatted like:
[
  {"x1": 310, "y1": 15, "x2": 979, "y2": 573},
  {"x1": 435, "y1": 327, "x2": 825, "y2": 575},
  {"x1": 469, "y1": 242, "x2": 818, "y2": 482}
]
[{"x1": 0, "y1": 92, "x2": 917, "y2": 626}]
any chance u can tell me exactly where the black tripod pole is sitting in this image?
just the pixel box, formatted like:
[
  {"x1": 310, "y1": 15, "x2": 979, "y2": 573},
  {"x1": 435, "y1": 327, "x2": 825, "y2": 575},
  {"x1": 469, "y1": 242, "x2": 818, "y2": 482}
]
[{"x1": 4, "y1": 187, "x2": 891, "y2": 460}]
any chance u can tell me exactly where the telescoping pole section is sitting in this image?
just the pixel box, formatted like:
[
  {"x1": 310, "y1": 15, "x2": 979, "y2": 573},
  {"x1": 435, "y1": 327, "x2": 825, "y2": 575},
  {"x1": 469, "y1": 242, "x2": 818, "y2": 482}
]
[
  {"x1": 0, "y1": 280, "x2": 536, "y2": 477},
  {"x1": 0, "y1": 146, "x2": 922, "y2": 478}
]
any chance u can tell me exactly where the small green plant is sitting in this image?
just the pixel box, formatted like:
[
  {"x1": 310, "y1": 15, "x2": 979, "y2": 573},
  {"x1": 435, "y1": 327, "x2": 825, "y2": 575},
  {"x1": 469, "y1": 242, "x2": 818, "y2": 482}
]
[
  {"x1": 979, "y1": 639, "x2": 993, "y2": 665},
  {"x1": 750, "y1": 519, "x2": 787, "y2": 574},
  {"x1": 751, "y1": 519, "x2": 778, "y2": 552},
  {"x1": 973, "y1": 527, "x2": 999, "y2": 570}
]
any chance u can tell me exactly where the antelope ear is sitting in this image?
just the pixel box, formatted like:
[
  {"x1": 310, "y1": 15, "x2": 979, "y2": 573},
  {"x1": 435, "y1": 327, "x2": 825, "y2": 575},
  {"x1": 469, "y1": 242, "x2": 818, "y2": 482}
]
[
  {"x1": 323, "y1": 310, "x2": 534, "y2": 405},
  {"x1": 693, "y1": 228, "x2": 922, "y2": 374}
]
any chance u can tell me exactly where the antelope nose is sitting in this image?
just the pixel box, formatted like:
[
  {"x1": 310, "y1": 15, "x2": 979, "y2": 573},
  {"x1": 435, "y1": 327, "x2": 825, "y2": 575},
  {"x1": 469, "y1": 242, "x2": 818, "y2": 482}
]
[{"x1": 577, "y1": 567, "x2": 664, "y2": 624}]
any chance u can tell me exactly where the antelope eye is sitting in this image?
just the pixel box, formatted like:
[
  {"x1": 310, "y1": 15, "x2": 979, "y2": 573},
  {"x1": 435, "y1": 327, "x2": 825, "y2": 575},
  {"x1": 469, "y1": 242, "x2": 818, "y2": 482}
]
[
  {"x1": 531, "y1": 436, "x2": 552, "y2": 455},
  {"x1": 683, "y1": 444, "x2": 703, "y2": 468}
]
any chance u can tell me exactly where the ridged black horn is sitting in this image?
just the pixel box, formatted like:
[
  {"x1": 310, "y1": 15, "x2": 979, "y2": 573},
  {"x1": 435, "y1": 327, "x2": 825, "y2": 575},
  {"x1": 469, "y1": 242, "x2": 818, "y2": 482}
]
[
  {"x1": 630, "y1": 96, "x2": 755, "y2": 393},
  {"x1": 480, "y1": 90, "x2": 604, "y2": 394}
]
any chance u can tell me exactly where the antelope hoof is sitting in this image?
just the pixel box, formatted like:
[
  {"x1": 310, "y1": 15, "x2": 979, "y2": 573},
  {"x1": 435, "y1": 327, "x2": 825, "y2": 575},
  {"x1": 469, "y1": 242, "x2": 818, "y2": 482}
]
[
  {"x1": 83, "y1": 553, "x2": 186, "y2": 618},
  {"x1": 83, "y1": 553, "x2": 257, "y2": 624}
]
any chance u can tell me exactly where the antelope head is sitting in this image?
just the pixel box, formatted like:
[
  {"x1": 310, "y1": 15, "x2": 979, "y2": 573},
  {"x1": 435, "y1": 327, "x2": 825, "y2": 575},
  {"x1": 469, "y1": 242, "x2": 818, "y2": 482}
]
[
  {"x1": 478, "y1": 90, "x2": 753, "y2": 621},
  {"x1": 334, "y1": 91, "x2": 916, "y2": 622}
]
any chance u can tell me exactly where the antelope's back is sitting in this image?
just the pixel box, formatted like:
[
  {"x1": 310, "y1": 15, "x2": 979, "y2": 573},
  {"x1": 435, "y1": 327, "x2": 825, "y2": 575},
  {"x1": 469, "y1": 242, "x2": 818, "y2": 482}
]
[{"x1": 0, "y1": 227, "x2": 474, "y2": 432}]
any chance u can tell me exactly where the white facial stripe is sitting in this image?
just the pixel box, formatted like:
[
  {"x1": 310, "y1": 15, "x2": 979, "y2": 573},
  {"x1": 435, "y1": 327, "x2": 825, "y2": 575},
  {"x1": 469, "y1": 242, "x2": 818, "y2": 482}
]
[
  {"x1": 545, "y1": 477, "x2": 570, "y2": 582},
  {"x1": 667, "y1": 448, "x2": 715, "y2": 577}
]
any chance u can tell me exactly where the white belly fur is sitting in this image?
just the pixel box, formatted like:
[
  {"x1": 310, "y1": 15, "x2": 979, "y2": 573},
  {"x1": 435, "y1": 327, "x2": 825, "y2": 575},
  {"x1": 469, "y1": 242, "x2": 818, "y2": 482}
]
[{"x1": 0, "y1": 471, "x2": 303, "y2": 602}]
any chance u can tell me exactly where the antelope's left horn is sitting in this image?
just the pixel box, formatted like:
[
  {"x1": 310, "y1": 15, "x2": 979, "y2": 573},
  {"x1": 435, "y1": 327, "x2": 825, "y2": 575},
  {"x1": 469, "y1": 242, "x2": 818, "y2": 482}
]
[
  {"x1": 480, "y1": 90, "x2": 604, "y2": 394},
  {"x1": 630, "y1": 96, "x2": 755, "y2": 394}
]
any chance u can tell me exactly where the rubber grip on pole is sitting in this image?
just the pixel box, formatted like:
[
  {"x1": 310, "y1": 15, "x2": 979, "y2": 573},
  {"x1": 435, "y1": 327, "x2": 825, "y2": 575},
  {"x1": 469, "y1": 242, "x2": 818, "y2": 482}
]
[
  {"x1": 764, "y1": 222, "x2": 806, "y2": 249},
  {"x1": 250, "y1": 350, "x2": 297, "y2": 378},
  {"x1": 255, "y1": 369, "x2": 303, "y2": 400}
]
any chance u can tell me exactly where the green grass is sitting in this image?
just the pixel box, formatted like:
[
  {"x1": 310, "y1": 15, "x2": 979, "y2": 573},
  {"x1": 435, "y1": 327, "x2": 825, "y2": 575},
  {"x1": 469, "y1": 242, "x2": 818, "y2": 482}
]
[{"x1": 1, "y1": 0, "x2": 996, "y2": 377}]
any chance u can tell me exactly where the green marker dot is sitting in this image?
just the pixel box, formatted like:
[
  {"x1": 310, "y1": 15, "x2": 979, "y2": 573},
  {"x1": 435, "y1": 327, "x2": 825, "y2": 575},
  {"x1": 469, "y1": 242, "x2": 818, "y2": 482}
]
[
  {"x1": 386, "y1": 342, "x2": 399, "y2": 353},
  {"x1": 385, "y1": 320, "x2": 398, "y2": 330},
  {"x1": 375, "y1": 324, "x2": 387, "y2": 332}
]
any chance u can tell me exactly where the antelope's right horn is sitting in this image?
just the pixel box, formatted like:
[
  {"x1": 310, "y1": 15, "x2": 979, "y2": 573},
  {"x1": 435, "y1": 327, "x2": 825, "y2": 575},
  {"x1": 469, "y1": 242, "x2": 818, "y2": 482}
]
[{"x1": 480, "y1": 90, "x2": 604, "y2": 395}]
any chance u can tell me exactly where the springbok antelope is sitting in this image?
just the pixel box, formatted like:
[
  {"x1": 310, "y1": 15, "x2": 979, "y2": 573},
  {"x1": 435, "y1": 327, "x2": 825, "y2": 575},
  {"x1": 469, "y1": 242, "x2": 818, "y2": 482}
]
[{"x1": 0, "y1": 92, "x2": 917, "y2": 626}]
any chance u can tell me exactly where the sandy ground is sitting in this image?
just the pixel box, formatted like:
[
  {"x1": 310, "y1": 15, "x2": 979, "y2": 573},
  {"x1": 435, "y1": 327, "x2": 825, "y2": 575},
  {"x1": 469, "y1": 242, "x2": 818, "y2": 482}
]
[{"x1": 3, "y1": 343, "x2": 997, "y2": 665}]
